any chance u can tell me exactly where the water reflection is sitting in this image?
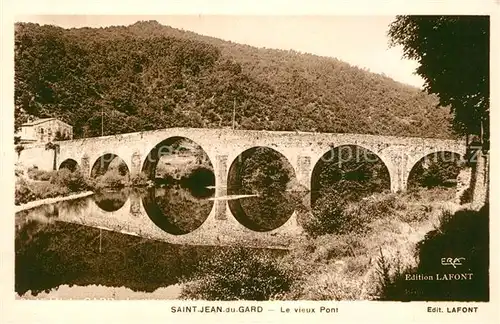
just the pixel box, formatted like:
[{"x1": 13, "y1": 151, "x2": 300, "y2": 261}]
[
  {"x1": 227, "y1": 147, "x2": 297, "y2": 232},
  {"x1": 15, "y1": 218, "x2": 220, "y2": 297},
  {"x1": 15, "y1": 203, "x2": 286, "y2": 298},
  {"x1": 142, "y1": 184, "x2": 214, "y2": 235},
  {"x1": 227, "y1": 188, "x2": 296, "y2": 231},
  {"x1": 94, "y1": 189, "x2": 130, "y2": 212},
  {"x1": 180, "y1": 167, "x2": 216, "y2": 199},
  {"x1": 89, "y1": 182, "x2": 215, "y2": 235}
]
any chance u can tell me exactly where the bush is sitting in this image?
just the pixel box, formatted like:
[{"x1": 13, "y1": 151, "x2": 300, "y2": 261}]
[
  {"x1": 92, "y1": 168, "x2": 129, "y2": 189},
  {"x1": 15, "y1": 179, "x2": 36, "y2": 205},
  {"x1": 460, "y1": 187, "x2": 473, "y2": 204},
  {"x1": 50, "y1": 168, "x2": 90, "y2": 192},
  {"x1": 27, "y1": 167, "x2": 53, "y2": 181},
  {"x1": 293, "y1": 270, "x2": 365, "y2": 300},
  {"x1": 304, "y1": 189, "x2": 397, "y2": 237},
  {"x1": 373, "y1": 249, "x2": 409, "y2": 300},
  {"x1": 180, "y1": 248, "x2": 295, "y2": 300},
  {"x1": 15, "y1": 169, "x2": 92, "y2": 205},
  {"x1": 15, "y1": 178, "x2": 69, "y2": 205},
  {"x1": 32, "y1": 181, "x2": 69, "y2": 199},
  {"x1": 303, "y1": 192, "x2": 348, "y2": 237}
]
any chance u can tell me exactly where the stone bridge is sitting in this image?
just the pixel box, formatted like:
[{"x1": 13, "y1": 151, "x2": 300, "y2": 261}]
[{"x1": 17, "y1": 128, "x2": 466, "y2": 247}]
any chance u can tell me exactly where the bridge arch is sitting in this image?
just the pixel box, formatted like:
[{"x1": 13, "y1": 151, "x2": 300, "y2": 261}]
[
  {"x1": 311, "y1": 144, "x2": 392, "y2": 205},
  {"x1": 59, "y1": 158, "x2": 79, "y2": 172},
  {"x1": 140, "y1": 136, "x2": 215, "y2": 236},
  {"x1": 407, "y1": 150, "x2": 465, "y2": 189},
  {"x1": 227, "y1": 146, "x2": 297, "y2": 232},
  {"x1": 90, "y1": 153, "x2": 130, "y2": 178},
  {"x1": 141, "y1": 136, "x2": 214, "y2": 181}
]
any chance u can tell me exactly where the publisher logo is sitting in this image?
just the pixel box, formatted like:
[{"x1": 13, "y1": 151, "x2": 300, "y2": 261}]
[{"x1": 441, "y1": 257, "x2": 465, "y2": 268}]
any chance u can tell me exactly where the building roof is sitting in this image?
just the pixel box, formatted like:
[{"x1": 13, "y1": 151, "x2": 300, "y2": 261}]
[{"x1": 22, "y1": 118, "x2": 72, "y2": 128}]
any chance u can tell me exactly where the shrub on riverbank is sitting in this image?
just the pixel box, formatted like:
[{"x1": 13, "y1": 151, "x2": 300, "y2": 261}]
[
  {"x1": 91, "y1": 168, "x2": 129, "y2": 190},
  {"x1": 50, "y1": 169, "x2": 90, "y2": 192},
  {"x1": 180, "y1": 248, "x2": 295, "y2": 300},
  {"x1": 15, "y1": 169, "x2": 91, "y2": 205},
  {"x1": 16, "y1": 178, "x2": 70, "y2": 205},
  {"x1": 27, "y1": 167, "x2": 53, "y2": 181},
  {"x1": 91, "y1": 170, "x2": 154, "y2": 190},
  {"x1": 302, "y1": 186, "x2": 455, "y2": 238},
  {"x1": 16, "y1": 167, "x2": 155, "y2": 205},
  {"x1": 303, "y1": 189, "x2": 396, "y2": 237}
]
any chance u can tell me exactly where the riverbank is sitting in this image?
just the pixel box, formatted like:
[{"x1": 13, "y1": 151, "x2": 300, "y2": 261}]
[
  {"x1": 177, "y1": 187, "x2": 465, "y2": 300},
  {"x1": 279, "y1": 188, "x2": 462, "y2": 300},
  {"x1": 14, "y1": 165, "x2": 150, "y2": 207},
  {"x1": 15, "y1": 167, "x2": 93, "y2": 205},
  {"x1": 15, "y1": 191, "x2": 94, "y2": 213},
  {"x1": 15, "y1": 180, "x2": 477, "y2": 301}
]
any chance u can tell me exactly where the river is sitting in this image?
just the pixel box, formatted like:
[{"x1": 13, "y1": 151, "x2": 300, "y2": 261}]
[{"x1": 15, "y1": 184, "x2": 289, "y2": 299}]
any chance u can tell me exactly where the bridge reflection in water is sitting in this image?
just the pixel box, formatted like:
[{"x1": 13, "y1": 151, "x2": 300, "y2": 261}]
[
  {"x1": 15, "y1": 195, "x2": 287, "y2": 297},
  {"x1": 16, "y1": 185, "x2": 304, "y2": 250}
]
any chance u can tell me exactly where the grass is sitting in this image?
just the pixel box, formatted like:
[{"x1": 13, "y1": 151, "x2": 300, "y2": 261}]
[
  {"x1": 176, "y1": 186, "x2": 464, "y2": 301},
  {"x1": 283, "y1": 187, "x2": 462, "y2": 300}
]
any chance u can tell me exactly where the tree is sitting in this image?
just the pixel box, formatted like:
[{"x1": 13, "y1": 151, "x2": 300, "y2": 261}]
[
  {"x1": 388, "y1": 15, "x2": 489, "y2": 208},
  {"x1": 15, "y1": 144, "x2": 25, "y2": 158},
  {"x1": 388, "y1": 16, "x2": 489, "y2": 148},
  {"x1": 15, "y1": 21, "x2": 456, "y2": 140},
  {"x1": 45, "y1": 142, "x2": 60, "y2": 171}
]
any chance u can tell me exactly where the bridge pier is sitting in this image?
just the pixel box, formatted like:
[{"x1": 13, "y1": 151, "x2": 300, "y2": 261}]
[
  {"x1": 388, "y1": 154, "x2": 409, "y2": 193},
  {"x1": 214, "y1": 154, "x2": 228, "y2": 220},
  {"x1": 81, "y1": 154, "x2": 91, "y2": 177},
  {"x1": 295, "y1": 155, "x2": 312, "y2": 210},
  {"x1": 129, "y1": 191, "x2": 142, "y2": 217},
  {"x1": 130, "y1": 151, "x2": 142, "y2": 176}
]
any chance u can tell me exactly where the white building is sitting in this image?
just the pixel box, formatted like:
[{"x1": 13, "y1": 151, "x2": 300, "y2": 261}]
[{"x1": 16, "y1": 118, "x2": 73, "y2": 144}]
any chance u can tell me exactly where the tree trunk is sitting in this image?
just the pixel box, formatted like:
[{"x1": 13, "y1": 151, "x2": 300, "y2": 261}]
[
  {"x1": 53, "y1": 149, "x2": 56, "y2": 171},
  {"x1": 52, "y1": 146, "x2": 59, "y2": 171},
  {"x1": 470, "y1": 149, "x2": 489, "y2": 210}
]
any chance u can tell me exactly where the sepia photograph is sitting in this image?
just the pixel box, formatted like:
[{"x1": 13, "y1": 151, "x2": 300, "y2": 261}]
[{"x1": 5, "y1": 6, "x2": 495, "y2": 321}]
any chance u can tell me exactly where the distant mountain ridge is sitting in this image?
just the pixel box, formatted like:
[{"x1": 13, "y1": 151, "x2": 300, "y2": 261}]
[{"x1": 14, "y1": 20, "x2": 456, "y2": 139}]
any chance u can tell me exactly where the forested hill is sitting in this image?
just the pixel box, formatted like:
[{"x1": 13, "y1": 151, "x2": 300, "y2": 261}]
[{"x1": 15, "y1": 20, "x2": 456, "y2": 139}]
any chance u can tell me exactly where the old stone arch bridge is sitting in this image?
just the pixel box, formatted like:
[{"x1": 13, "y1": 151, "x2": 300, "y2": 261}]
[{"x1": 19, "y1": 128, "x2": 466, "y2": 247}]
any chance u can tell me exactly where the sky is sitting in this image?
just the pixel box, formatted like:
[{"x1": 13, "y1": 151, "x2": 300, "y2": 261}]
[{"x1": 16, "y1": 15, "x2": 425, "y2": 88}]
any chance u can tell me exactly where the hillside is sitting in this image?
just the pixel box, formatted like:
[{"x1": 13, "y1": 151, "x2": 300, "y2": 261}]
[{"x1": 14, "y1": 20, "x2": 456, "y2": 139}]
